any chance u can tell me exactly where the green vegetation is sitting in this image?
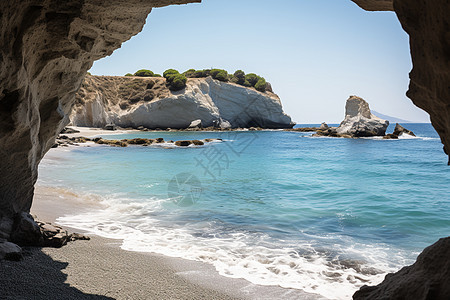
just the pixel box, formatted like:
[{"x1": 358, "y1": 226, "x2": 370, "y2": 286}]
[
  {"x1": 163, "y1": 69, "x2": 179, "y2": 78},
  {"x1": 233, "y1": 70, "x2": 245, "y2": 85},
  {"x1": 125, "y1": 68, "x2": 270, "y2": 93},
  {"x1": 255, "y1": 77, "x2": 267, "y2": 92},
  {"x1": 163, "y1": 69, "x2": 187, "y2": 91},
  {"x1": 210, "y1": 69, "x2": 228, "y2": 82},
  {"x1": 245, "y1": 73, "x2": 259, "y2": 86},
  {"x1": 134, "y1": 69, "x2": 155, "y2": 77}
]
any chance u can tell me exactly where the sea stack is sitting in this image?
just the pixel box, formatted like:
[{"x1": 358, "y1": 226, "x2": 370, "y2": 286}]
[{"x1": 336, "y1": 96, "x2": 389, "y2": 137}]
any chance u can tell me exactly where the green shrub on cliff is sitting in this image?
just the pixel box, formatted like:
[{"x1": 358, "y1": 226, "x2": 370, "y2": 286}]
[
  {"x1": 127, "y1": 67, "x2": 269, "y2": 93},
  {"x1": 245, "y1": 73, "x2": 259, "y2": 87},
  {"x1": 134, "y1": 69, "x2": 154, "y2": 77},
  {"x1": 255, "y1": 77, "x2": 267, "y2": 92},
  {"x1": 168, "y1": 74, "x2": 187, "y2": 91},
  {"x1": 233, "y1": 70, "x2": 246, "y2": 85},
  {"x1": 210, "y1": 69, "x2": 228, "y2": 82},
  {"x1": 191, "y1": 69, "x2": 210, "y2": 78},
  {"x1": 163, "y1": 69, "x2": 186, "y2": 91},
  {"x1": 183, "y1": 69, "x2": 196, "y2": 77},
  {"x1": 163, "y1": 69, "x2": 179, "y2": 78}
]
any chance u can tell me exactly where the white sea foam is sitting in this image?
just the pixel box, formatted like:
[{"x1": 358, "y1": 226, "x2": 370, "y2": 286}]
[{"x1": 56, "y1": 194, "x2": 409, "y2": 300}]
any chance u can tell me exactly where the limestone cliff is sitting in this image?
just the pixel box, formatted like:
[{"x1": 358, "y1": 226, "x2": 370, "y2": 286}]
[{"x1": 70, "y1": 75, "x2": 294, "y2": 129}]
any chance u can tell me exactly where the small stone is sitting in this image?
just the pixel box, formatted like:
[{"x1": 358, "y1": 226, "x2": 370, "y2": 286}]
[
  {"x1": 188, "y1": 119, "x2": 202, "y2": 129},
  {"x1": 0, "y1": 241, "x2": 22, "y2": 261},
  {"x1": 70, "y1": 233, "x2": 90, "y2": 241}
]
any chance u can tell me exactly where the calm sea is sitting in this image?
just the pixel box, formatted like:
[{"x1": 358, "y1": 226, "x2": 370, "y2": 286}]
[{"x1": 37, "y1": 123, "x2": 449, "y2": 299}]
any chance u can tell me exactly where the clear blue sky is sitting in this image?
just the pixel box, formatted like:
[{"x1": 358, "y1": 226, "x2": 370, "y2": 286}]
[{"x1": 89, "y1": 0, "x2": 430, "y2": 123}]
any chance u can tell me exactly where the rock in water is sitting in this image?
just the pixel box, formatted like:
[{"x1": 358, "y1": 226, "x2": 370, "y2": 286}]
[
  {"x1": 319, "y1": 122, "x2": 329, "y2": 130},
  {"x1": 353, "y1": 237, "x2": 450, "y2": 300},
  {"x1": 175, "y1": 140, "x2": 192, "y2": 147},
  {"x1": 393, "y1": 123, "x2": 416, "y2": 137},
  {"x1": 336, "y1": 96, "x2": 389, "y2": 137},
  {"x1": 384, "y1": 123, "x2": 416, "y2": 139}
]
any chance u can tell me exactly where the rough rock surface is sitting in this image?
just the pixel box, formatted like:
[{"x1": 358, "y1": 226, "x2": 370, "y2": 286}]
[
  {"x1": 354, "y1": 237, "x2": 450, "y2": 300},
  {"x1": 351, "y1": 0, "x2": 393, "y2": 11},
  {"x1": 384, "y1": 123, "x2": 416, "y2": 139},
  {"x1": 336, "y1": 96, "x2": 389, "y2": 137},
  {"x1": 0, "y1": 240, "x2": 22, "y2": 261},
  {"x1": 0, "y1": 0, "x2": 199, "y2": 239},
  {"x1": 70, "y1": 75, "x2": 294, "y2": 129},
  {"x1": 393, "y1": 123, "x2": 415, "y2": 136},
  {"x1": 394, "y1": 0, "x2": 450, "y2": 165}
]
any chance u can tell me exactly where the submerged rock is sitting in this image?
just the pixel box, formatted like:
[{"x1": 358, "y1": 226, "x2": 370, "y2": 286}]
[
  {"x1": 336, "y1": 96, "x2": 389, "y2": 137},
  {"x1": 175, "y1": 140, "x2": 192, "y2": 147}
]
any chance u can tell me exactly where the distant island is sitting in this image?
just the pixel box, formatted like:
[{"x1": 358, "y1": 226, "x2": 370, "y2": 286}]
[{"x1": 371, "y1": 110, "x2": 412, "y2": 123}]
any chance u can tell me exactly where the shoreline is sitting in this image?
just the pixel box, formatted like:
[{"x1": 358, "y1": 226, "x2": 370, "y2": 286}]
[{"x1": 30, "y1": 183, "x2": 323, "y2": 300}]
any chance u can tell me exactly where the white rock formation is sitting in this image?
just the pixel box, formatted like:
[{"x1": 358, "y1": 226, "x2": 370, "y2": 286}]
[
  {"x1": 336, "y1": 96, "x2": 389, "y2": 137},
  {"x1": 70, "y1": 76, "x2": 294, "y2": 129}
]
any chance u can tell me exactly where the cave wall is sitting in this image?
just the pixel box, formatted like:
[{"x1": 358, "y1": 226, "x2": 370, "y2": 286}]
[
  {"x1": 394, "y1": 0, "x2": 450, "y2": 163},
  {"x1": 0, "y1": 0, "x2": 199, "y2": 238}
]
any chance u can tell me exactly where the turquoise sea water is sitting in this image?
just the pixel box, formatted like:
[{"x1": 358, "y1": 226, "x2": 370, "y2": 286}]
[{"x1": 37, "y1": 124, "x2": 449, "y2": 299}]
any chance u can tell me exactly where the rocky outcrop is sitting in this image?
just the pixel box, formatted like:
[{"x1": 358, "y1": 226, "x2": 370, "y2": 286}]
[
  {"x1": 354, "y1": 237, "x2": 450, "y2": 300},
  {"x1": 335, "y1": 96, "x2": 389, "y2": 137},
  {"x1": 0, "y1": 214, "x2": 90, "y2": 261},
  {"x1": 0, "y1": 0, "x2": 199, "y2": 240},
  {"x1": 70, "y1": 75, "x2": 294, "y2": 129},
  {"x1": 384, "y1": 123, "x2": 416, "y2": 139},
  {"x1": 393, "y1": 123, "x2": 415, "y2": 137},
  {"x1": 312, "y1": 96, "x2": 388, "y2": 138}
]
